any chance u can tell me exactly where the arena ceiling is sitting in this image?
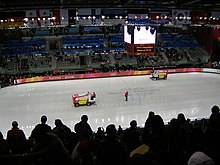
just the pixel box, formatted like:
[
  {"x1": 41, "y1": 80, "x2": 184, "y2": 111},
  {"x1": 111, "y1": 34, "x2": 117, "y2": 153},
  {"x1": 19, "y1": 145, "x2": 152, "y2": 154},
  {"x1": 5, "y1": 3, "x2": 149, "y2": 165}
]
[{"x1": 0, "y1": 0, "x2": 220, "y2": 11}]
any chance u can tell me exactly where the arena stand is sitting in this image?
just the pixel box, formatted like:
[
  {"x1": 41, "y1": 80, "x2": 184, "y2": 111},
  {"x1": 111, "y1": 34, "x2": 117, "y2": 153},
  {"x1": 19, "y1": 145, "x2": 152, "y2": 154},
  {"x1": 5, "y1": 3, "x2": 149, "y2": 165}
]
[
  {"x1": 113, "y1": 51, "x2": 138, "y2": 68},
  {"x1": 0, "y1": 26, "x2": 212, "y2": 77},
  {"x1": 159, "y1": 33, "x2": 209, "y2": 64},
  {"x1": 87, "y1": 50, "x2": 111, "y2": 69},
  {"x1": 137, "y1": 50, "x2": 166, "y2": 67},
  {"x1": 56, "y1": 53, "x2": 81, "y2": 70},
  {"x1": 2, "y1": 56, "x2": 20, "y2": 74},
  {"x1": 28, "y1": 54, "x2": 52, "y2": 71}
]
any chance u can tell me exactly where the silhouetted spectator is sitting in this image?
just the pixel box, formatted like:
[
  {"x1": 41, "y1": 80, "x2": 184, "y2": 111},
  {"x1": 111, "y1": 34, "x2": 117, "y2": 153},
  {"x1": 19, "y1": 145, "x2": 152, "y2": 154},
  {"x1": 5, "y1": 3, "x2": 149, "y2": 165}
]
[
  {"x1": 27, "y1": 125, "x2": 72, "y2": 165},
  {"x1": 204, "y1": 106, "x2": 220, "y2": 164},
  {"x1": 144, "y1": 111, "x2": 155, "y2": 129},
  {"x1": 177, "y1": 113, "x2": 190, "y2": 132},
  {"x1": 167, "y1": 118, "x2": 189, "y2": 165},
  {"x1": 30, "y1": 115, "x2": 52, "y2": 149},
  {"x1": 31, "y1": 115, "x2": 52, "y2": 137},
  {"x1": 209, "y1": 105, "x2": 220, "y2": 129},
  {"x1": 211, "y1": 105, "x2": 219, "y2": 115},
  {"x1": 142, "y1": 115, "x2": 169, "y2": 165},
  {"x1": 95, "y1": 127, "x2": 105, "y2": 141},
  {"x1": 117, "y1": 125, "x2": 124, "y2": 140},
  {"x1": 53, "y1": 119, "x2": 74, "y2": 153},
  {"x1": 143, "y1": 111, "x2": 155, "y2": 144},
  {"x1": 6, "y1": 121, "x2": 28, "y2": 155},
  {"x1": 0, "y1": 132, "x2": 13, "y2": 165},
  {"x1": 122, "y1": 120, "x2": 142, "y2": 153},
  {"x1": 144, "y1": 115, "x2": 167, "y2": 148},
  {"x1": 40, "y1": 115, "x2": 52, "y2": 129},
  {"x1": 71, "y1": 117, "x2": 100, "y2": 165},
  {"x1": 188, "y1": 119, "x2": 205, "y2": 153},
  {"x1": 0, "y1": 131, "x2": 11, "y2": 155},
  {"x1": 97, "y1": 124, "x2": 128, "y2": 165},
  {"x1": 74, "y1": 115, "x2": 93, "y2": 141},
  {"x1": 71, "y1": 125, "x2": 94, "y2": 165}
]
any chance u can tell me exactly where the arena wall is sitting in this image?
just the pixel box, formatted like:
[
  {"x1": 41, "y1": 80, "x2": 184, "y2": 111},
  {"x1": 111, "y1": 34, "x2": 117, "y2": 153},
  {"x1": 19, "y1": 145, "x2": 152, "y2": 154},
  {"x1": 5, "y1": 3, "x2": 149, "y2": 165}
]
[{"x1": 15, "y1": 68, "x2": 220, "y2": 84}]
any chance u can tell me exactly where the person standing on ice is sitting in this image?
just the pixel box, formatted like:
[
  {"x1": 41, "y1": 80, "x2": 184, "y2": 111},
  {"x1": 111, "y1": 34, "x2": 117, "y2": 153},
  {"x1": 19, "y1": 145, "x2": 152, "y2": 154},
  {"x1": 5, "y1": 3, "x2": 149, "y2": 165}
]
[
  {"x1": 124, "y1": 91, "x2": 128, "y2": 101},
  {"x1": 91, "y1": 92, "x2": 96, "y2": 103},
  {"x1": 92, "y1": 92, "x2": 96, "y2": 99},
  {"x1": 151, "y1": 67, "x2": 155, "y2": 74}
]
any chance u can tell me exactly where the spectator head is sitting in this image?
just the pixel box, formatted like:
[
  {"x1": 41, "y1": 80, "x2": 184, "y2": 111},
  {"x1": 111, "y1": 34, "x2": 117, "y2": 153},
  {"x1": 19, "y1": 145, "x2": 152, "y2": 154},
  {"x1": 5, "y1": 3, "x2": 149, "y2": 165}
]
[
  {"x1": 177, "y1": 113, "x2": 186, "y2": 123},
  {"x1": 148, "y1": 111, "x2": 155, "y2": 118},
  {"x1": 130, "y1": 120, "x2": 137, "y2": 128},
  {"x1": 41, "y1": 115, "x2": 47, "y2": 124},
  {"x1": 81, "y1": 115, "x2": 88, "y2": 122},
  {"x1": 211, "y1": 105, "x2": 219, "y2": 115},
  {"x1": 169, "y1": 118, "x2": 179, "y2": 129},
  {"x1": 12, "y1": 121, "x2": 18, "y2": 128},
  {"x1": 54, "y1": 119, "x2": 63, "y2": 127},
  {"x1": 97, "y1": 127, "x2": 104, "y2": 133},
  {"x1": 151, "y1": 115, "x2": 164, "y2": 133},
  {"x1": 106, "y1": 124, "x2": 117, "y2": 140}
]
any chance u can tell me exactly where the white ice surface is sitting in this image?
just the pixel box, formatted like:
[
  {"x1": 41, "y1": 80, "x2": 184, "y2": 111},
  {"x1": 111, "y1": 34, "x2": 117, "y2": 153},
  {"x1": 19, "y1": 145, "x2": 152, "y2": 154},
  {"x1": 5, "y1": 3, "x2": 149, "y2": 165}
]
[{"x1": 0, "y1": 72, "x2": 220, "y2": 138}]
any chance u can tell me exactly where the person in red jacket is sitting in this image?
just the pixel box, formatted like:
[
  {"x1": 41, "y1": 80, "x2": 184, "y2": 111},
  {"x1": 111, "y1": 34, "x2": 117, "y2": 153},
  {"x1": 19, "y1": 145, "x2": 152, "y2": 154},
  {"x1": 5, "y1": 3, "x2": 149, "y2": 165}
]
[
  {"x1": 92, "y1": 92, "x2": 96, "y2": 98},
  {"x1": 124, "y1": 91, "x2": 128, "y2": 101}
]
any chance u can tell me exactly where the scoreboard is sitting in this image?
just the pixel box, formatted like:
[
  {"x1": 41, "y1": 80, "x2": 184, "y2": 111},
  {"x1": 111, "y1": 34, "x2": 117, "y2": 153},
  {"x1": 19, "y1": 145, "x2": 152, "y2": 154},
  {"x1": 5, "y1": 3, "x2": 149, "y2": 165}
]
[
  {"x1": 134, "y1": 44, "x2": 155, "y2": 54},
  {"x1": 124, "y1": 25, "x2": 156, "y2": 55},
  {"x1": 126, "y1": 44, "x2": 155, "y2": 55}
]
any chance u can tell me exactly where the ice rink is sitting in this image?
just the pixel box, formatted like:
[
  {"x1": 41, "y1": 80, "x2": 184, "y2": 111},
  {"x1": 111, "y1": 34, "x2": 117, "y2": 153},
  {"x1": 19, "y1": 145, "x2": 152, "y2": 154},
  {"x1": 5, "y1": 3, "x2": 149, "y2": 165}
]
[{"x1": 0, "y1": 72, "x2": 220, "y2": 138}]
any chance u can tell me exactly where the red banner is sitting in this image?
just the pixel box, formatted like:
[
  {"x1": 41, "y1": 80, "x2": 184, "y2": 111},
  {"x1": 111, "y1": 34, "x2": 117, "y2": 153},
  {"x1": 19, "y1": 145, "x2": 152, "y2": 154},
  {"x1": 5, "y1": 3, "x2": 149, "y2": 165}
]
[
  {"x1": 150, "y1": 11, "x2": 170, "y2": 24},
  {"x1": 191, "y1": 10, "x2": 209, "y2": 25},
  {"x1": 52, "y1": 10, "x2": 61, "y2": 25},
  {"x1": 16, "y1": 68, "x2": 205, "y2": 84}
]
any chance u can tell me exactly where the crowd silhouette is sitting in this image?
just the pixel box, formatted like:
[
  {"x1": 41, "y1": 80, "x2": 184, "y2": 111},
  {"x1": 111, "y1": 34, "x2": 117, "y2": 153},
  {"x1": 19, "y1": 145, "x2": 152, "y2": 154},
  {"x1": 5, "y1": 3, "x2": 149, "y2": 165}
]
[{"x1": 0, "y1": 105, "x2": 219, "y2": 165}]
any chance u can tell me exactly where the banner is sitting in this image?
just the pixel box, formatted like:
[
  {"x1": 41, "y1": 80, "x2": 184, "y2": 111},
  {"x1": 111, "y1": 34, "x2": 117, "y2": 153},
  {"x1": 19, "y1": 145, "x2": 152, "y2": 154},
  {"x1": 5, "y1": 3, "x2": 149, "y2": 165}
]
[
  {"x1": 25, "y1": 10, "x2": 51, "y2": 27},
  {"x1": 52, "y1": 9, "x2": 61, "y2": 25},
  {"x1": 78, "y1": 8, "x2": 92, "y2": 16},
  {"x1": 79, "y1": 19, "x2": 92, "y2": 25},
  {"x1": 191, "y1": 10, "x2": 209, "y2": 25},
  {"x1": 26, "y1": 10, "x2": 37, "y2": 17},
  {"x1": 16, "y1": 68, "x2": 205, "y2": 84},
  {"x1": 128, "y1": 14, "x2": 148, "y2": 20},
  {"x1": 211, "y1": 11, "x2": 220, "y2": 19},
  {"x1": 0, "y1": 22, "x2": 24, "y2": 29},
  {"x1": 149, "y1": 11, "x2": 170, "y2": 24},
  {"x1": 27, "y1": 19, "x2": 39, "y2": 27},
  {"x1": 40, "y1": 19, "x2": 50, "y2": 27},
  {"x1": 78, "y1": 8, "x2": 101, "y2": 16},
  {"x1": 101, "y1": 9, "x2": 126, "y2": 15},
  {"x1": 103, "y1": 19, "x2": 125, "y2": 25},
  {"x1": 172, "y1": 10, "x2": 191, "y2": 24},
  {"x1": 60, "y1": 9, "x2": 69, "y2": 25},
  {"x1": 127, "y1": 14, "x2": 148, "y2": 24},
  {"x1": 39, "y1": 9, "x2": 50, "y2": 17},
  {"x1": 210, "y1": 11, "x2": 220, "y2": 25}
]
